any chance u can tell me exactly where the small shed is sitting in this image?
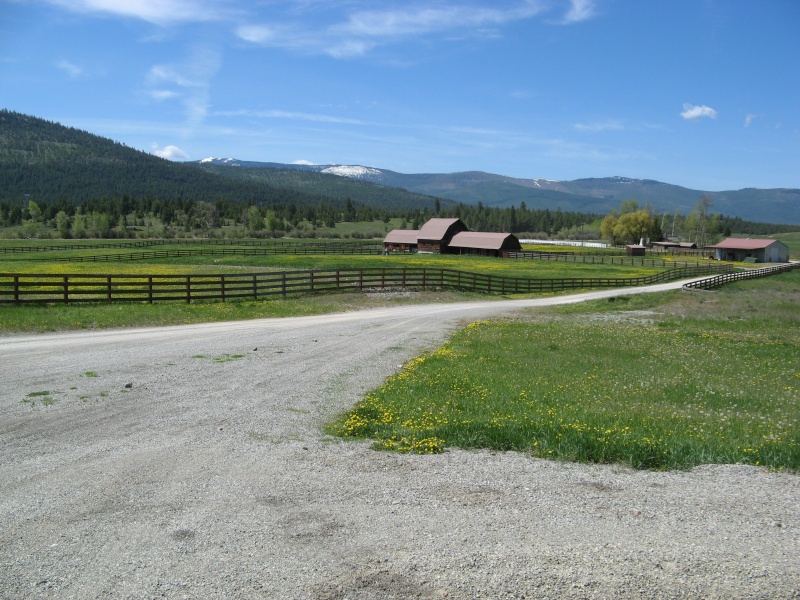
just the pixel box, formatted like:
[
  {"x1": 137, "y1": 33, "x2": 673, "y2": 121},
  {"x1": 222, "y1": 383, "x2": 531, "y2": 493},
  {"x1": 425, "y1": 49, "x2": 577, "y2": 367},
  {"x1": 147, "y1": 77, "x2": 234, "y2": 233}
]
[
  {"x1": 706, "y1": 238, "x2": 789, "y2": 263},
  {"x1": 625, "y1": 244, "x2": 646, "y2": 256},
  {"x1": 383, "y1": 229, "x2": 419, "y2": 252},
  {"x1": 448, "y1": 232, "x2": 522, "y2": 257},
  {"x1": 416, "y1": 218, "x2": 469, "y2": 254}
]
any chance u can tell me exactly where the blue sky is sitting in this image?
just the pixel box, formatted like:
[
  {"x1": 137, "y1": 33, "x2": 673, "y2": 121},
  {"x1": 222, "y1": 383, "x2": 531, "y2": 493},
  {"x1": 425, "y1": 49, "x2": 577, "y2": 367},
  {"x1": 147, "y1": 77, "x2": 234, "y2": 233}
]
[{"x1": 1, "y1": 0, "x2": 798, "y2": 191}]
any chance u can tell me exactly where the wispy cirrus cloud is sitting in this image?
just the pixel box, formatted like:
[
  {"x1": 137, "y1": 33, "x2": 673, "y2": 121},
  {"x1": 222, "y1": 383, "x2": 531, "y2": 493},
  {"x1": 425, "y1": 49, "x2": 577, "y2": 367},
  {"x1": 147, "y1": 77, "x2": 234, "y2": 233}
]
[
  {"x1": 55, "y1": 59, "x2": 83, "y2": 77},
  {"x1": 680, "y1": 103, "x2": 718, "y2": 120},
  {"x1": 560, "y1": 0, "x2": 596, "y2": 24},
  {"x1": 573, "y1": 119, "x2": 625, "y2": 132},
  {"x1": 235, "y1": 1, "x2": 596, "y2": 58},
  {"x1": 145, "y1": 46, "x2": 222, "y2": 128},
  {"x1": 215, "y1": 108, "x2": 369, "y2": 126},
  {"x1": 744, "y1": 113, "x2": 761, "y2": 128},
  {"x1": 41, "y1": 0, "x2": 230, "y2": 25}
]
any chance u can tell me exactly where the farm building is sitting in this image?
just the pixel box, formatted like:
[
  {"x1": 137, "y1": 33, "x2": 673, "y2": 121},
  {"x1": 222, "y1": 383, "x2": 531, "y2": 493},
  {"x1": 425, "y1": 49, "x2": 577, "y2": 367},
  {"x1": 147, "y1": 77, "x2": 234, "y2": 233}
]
[
  {"x1": 383, "y1": 218, "x2": 522, "y2": 257},
  {"x1": 417, "y1": 218, "x2": 469, "y2": 253},
  {"x1": 383, "y1": 229, "x2": 419, "y2": 253},
  {"x1": 448, "y1": 231, "x2": 522, "y2": 256},
  {"x1": 625, "y1": 244, "x2": 646, "y2": 256},
  {"x1": 706, "y1": 238, "x2": 789, "y2": 263}
]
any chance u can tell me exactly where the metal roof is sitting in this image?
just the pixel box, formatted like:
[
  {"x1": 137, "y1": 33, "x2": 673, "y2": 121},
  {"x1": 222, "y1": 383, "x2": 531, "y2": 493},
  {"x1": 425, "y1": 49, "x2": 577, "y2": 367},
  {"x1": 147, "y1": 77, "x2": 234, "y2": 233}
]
[
  {"x1": 449, "y1": 231, "x2": 520, "y2": 250},
  {"x1": 383, "y1": 229, "x2": 419, "y2": 244},
  {"x1": 706, "y1": 238, "x2": 784, "y2": 250},
  {"x1": 417, "y1": 218, "x2": 466, "y2": 241}
]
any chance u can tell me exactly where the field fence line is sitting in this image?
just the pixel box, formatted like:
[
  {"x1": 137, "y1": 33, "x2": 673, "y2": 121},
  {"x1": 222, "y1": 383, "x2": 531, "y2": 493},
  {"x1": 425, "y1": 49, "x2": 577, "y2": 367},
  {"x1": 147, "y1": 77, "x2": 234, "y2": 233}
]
[{"x1": 0, "y1": 265, "x2": 733, "y2": 305}]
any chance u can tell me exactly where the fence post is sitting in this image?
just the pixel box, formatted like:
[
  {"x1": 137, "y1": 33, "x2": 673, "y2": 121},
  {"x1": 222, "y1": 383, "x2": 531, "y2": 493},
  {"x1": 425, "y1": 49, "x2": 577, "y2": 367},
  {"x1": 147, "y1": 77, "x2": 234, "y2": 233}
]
[
  {"x1": 186, "y1": 276, "x2": 191, "y2": 303},
  {"x1": 148, "y1": 277, "x2": 153, "y2": 303},
  {"x1": 221, "y1": 275, "x2": 226, "y2": 302},
  {"x1": 282, "y1": 272, "x2": 287, "y2": 298},
  {"x1": 63, "y1": 275, "x2": 69, "y2": 304},
  {"x1": 253, "y1": 274, "x2": 257, "y2": 299},
  {"x1": 14, "y1": 275, "x2": 19, "y2": 303}
]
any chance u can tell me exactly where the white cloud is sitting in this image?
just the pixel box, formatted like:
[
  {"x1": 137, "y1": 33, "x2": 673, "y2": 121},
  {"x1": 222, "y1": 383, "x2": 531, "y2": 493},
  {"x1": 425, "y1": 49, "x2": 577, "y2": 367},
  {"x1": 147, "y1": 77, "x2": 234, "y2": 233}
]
[
  {"x1": 560, "y1": 0, "x2": 595, "y2": 24},
  {"x1": 744, "y1": 113, "x2": 760, "y2": 128},
  {"x1": 151, "y1": 144, "x2": 189, "y2": 159},
  {"x1": 216, "y1": 108, "x2": 368, "y2": 125},
  {"x1": 144, "y1": 46, "x2": 222, "y2": 128},
  {"x1": 680, "y1": 103, "x2": 718, "y2": 120},
  {"x1": 236, "y1": 2, "x2": 554, "y2": 58},
  {"x1": 147, "y1": 90, "x2": 180, "y2": 101},
  {"x1": 55, "y1": 59, "x2": 83, "y2": 77},
  {"x1": 42, "y1": 0, "x2": 228, "y2": 25},
  {"x1": 573, "y1": 119, "x2": 624, "y2": 132}
]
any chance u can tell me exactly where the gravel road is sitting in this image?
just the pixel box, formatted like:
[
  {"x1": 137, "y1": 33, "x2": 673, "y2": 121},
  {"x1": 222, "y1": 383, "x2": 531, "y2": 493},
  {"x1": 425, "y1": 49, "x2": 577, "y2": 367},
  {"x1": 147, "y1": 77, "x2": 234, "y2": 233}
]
[{"x1": 1, "y1": 281, "x2": 798, "y2": 599}]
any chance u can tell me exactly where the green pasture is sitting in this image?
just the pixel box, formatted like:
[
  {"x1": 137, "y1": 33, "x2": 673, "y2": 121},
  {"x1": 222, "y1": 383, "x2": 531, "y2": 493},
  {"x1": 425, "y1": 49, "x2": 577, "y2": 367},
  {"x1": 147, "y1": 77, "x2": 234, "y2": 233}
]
[{"x1": 329, "y1": 269, "x2": 800, "y2": 471}]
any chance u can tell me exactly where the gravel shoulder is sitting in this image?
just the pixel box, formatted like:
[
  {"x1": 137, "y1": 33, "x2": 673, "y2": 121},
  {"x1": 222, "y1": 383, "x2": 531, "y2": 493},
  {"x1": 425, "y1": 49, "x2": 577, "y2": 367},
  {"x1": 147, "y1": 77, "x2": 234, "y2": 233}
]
[{"x1": 1, "y1": 282, "x2": 798, "y2": 599}]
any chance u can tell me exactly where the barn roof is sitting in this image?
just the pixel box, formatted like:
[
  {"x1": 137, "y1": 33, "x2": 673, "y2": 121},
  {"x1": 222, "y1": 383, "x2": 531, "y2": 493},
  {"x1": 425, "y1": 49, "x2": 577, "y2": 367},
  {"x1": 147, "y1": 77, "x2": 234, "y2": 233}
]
[
  {"x1": 449, "y1": 231, "x2": 520, "y2": 251},
  {"x1": 706, "y1": 238, "x2": 784, "y2": 250},
  {"x1": 417, "y1": 218, "x2": 466, "y2": 241},
  {"x1": 383, "y1": 229, "x2": 419, "y2": 244}
]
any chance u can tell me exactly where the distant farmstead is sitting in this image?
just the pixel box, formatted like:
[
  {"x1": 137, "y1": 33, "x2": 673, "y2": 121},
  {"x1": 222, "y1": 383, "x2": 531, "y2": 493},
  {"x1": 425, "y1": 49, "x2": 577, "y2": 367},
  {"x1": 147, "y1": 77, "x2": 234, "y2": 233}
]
[
  {"x1": 706, "y1": 238, "x2": 789, "y2": 263},
  {"x1": 384, "y1": 218, "x2": 521, "y2": 257}
]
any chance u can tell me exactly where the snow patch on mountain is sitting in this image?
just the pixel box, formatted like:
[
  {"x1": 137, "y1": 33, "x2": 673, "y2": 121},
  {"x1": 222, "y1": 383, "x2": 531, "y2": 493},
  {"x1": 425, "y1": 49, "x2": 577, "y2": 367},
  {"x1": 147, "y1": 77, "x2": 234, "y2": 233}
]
[
  {"x1": 531, "y1": 178, "x2": 561, "y2": 188},
  {"x1": 200, "y1": 157, "x2": 241, "y2": 165},
  {"x1": 321, "y1": 165, "x2": 382, "y2": 179}
]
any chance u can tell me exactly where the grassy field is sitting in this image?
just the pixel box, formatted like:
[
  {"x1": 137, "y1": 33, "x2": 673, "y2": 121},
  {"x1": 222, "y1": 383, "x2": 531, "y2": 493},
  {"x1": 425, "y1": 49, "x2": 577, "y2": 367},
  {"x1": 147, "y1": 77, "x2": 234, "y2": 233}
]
[
  {"x1": 328, "y1": 269, "x2": 800, "y2": 471},
  {"x1": 0, "y1": 239, "x2": 713, "y2": 333}
]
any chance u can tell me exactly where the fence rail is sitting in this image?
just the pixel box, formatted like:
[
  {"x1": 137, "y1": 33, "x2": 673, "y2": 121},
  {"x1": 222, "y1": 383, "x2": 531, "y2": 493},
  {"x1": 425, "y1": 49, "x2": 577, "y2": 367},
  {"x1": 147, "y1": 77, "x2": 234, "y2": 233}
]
[
  {"x1": 0, "y1": 265, "x2": 732, "y2": 305},
  {"x1": 0, "y1": 239, "x2": 381, "y2": 254},
  {"x1": 682, "y1": 262, "x2": 799, "y2": 291}
]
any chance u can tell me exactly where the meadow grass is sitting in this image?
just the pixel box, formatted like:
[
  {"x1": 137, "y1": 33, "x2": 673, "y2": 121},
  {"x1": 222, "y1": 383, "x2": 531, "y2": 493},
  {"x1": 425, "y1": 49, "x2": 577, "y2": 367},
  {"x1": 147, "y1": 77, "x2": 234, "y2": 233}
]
[{"x1": 328, "y1": 269, "x2": 800, "y2": 471}]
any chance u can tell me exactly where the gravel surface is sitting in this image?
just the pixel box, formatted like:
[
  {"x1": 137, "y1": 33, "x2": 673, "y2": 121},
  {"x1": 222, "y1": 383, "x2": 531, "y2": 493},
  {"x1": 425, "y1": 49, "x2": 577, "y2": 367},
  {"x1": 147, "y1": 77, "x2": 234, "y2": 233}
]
[{"x1": 1, "y1": 283, "x2": 798, "y2": 599}]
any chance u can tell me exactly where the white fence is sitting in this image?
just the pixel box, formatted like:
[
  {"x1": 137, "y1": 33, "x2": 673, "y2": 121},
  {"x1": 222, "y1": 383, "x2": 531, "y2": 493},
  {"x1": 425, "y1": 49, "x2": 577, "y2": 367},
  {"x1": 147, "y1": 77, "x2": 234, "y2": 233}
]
[{"x1": 519, "y1": 239, "x2": 609, "y2": 248}]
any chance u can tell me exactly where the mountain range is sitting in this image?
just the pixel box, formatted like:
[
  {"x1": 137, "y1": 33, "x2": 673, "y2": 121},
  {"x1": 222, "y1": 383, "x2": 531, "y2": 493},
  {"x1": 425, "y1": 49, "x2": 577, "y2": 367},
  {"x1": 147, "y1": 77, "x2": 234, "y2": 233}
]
[
  {"x1": 195, "y1": 158, "x2": 800, "y2": 225},
  {"x1": 1, "y1": 110, "x2": 798, "y2": 225}
]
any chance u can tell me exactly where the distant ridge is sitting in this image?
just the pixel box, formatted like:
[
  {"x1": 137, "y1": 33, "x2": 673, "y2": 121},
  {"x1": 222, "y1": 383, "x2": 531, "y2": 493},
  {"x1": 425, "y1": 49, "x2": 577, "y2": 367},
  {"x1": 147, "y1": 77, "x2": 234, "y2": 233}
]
[
  {"x1": 0, "y1": 110, "x2": 797, "y2": 224},
  {"x1": 196, "y1": 158, "x2": 800, "y2": 225}
]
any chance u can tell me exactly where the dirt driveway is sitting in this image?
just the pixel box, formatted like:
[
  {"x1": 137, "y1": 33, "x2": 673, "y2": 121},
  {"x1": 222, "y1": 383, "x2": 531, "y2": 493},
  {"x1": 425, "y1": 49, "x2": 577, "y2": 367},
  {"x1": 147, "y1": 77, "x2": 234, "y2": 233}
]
[{"x1": 1, "y1": 282, "x2": 798, "y2": 599}]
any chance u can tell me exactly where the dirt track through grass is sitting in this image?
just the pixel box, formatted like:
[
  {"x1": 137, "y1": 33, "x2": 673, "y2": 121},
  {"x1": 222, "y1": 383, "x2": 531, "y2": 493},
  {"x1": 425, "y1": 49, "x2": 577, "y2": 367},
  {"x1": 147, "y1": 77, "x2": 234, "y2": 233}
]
[{"x1": 1, "y1": 279, "x2": 798, "y2": 599}]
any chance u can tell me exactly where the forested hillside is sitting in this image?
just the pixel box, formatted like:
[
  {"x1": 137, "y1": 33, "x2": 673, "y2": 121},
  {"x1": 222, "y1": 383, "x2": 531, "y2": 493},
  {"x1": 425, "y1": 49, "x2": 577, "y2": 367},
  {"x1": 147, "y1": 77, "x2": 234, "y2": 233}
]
[{"x1": 0, "y1": 110, "x2": 445, "y2": 212}]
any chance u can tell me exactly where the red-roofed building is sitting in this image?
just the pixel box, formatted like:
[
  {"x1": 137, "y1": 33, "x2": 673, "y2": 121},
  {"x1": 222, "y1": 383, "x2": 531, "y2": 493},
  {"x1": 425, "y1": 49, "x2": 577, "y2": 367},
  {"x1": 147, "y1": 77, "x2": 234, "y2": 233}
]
[{"x1": 706, "y1": 238, "x2": 789, "y2": 263}]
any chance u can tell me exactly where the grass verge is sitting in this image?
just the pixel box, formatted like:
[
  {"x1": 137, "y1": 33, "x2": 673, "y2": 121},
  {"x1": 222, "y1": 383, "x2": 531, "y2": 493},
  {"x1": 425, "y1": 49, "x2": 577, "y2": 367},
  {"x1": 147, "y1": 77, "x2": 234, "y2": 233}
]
[{"x1": 327, "y1": 270, "x2": 800, "y2": 471}]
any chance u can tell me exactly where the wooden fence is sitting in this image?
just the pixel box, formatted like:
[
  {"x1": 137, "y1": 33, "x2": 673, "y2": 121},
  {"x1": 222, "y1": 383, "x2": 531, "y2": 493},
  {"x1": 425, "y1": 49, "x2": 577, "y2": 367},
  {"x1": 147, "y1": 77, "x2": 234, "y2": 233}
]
[
  {"x1": 682, "y1": 262, "x2": 799, "y2": 291},
  {"x1": 1, "y1": 239, "x2": 381, "y2": 255},
  {"x1": 0, "y1": 265, "x2": 731, "y2": 305},
  {"x1": 506, "y1": 250, "x2": 712, "y2": 268}
]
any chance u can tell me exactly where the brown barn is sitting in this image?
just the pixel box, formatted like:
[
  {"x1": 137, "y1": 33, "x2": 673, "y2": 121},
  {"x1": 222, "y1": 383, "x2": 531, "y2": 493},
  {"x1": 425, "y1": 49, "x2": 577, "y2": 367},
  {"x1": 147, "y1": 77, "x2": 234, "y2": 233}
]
[
  {"x1": 416, "y1": 218, "x2": 469, "y2": 253},
  {"x1": 449, "y1": 231, "x2": 522, "y2": 256},
  {"x1": 625, "y1": 244, "x2": 646, "y2": 256},
  {"x1": 384, "y1": 218, "x2": 520, "y2": 256},
  {"x1": 383, "y1": 229, "x2": 419, "y2": 252}
]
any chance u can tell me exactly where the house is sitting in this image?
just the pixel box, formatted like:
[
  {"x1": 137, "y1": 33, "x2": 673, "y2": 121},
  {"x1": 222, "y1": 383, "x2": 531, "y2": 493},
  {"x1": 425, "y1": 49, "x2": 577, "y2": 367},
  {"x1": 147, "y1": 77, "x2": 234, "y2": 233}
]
[
  {"x1": 625, "y1": 244, "x2": 646, "y2": 256},
  {"x1": 706, "y1": 238, "x2": 789, "y2": 263},
  {"x1": 383, "y1": 218, "x2": 521, "y2": 256}
]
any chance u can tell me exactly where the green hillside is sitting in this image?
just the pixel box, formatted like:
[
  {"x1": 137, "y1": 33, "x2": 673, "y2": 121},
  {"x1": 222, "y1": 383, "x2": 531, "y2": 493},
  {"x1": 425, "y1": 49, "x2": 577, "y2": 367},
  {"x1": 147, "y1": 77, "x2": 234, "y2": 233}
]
[{"x1": 0, "y1": 110, "x2": 444, "y2": 212}]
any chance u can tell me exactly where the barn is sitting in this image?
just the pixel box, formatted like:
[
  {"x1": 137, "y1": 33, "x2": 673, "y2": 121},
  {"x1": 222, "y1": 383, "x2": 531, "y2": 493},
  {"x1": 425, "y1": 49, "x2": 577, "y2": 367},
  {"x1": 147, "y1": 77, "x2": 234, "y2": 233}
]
[
  {"x1": 416, "y1": 218, "x2": 469, "y2": 253},
  {"x1": 449, "y1": 231, "x2": 522, "y2": 256},
  {"x1": 706, "y1": 238, "x2": 789, "y2": 263},
  {"x1": 383, "y1": 218, "x2": 521, "y2": 256},
  {"x1": 383, "y1": 229, "x2": 419, "y2": 253}
]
